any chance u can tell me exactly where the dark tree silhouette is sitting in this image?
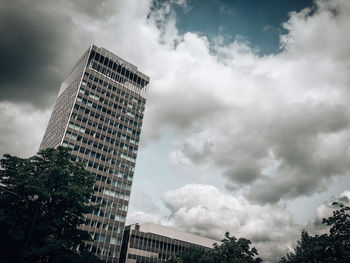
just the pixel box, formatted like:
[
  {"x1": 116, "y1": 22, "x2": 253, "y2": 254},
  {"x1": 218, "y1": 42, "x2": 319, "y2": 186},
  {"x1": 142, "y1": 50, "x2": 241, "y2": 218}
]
[
  {"x1": 280, "y1": 203, "x2": 350, "y2": 263},
  {"x1": 167, "y1": 232, "x2": 262, "y2": 263},
  {"x1": 0, "y1": 147, "x2": 101, "y2": 263}
]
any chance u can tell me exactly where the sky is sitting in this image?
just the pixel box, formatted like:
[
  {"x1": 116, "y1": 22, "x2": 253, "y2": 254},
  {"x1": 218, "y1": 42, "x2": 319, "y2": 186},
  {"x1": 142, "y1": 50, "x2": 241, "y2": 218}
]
[{"x1": 1, "y1": 0, "x2": 350, "y2": 262}]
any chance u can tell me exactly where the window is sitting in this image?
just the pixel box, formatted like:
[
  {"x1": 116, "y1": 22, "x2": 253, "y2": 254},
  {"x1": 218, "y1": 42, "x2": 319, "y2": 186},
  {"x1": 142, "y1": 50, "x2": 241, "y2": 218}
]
[{"x1": 110, "y1": 237, "x2": 117, "y2": 245}]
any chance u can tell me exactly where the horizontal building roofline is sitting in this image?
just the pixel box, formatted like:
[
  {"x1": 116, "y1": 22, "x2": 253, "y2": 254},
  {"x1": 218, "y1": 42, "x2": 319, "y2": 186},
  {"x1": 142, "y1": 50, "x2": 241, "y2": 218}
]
[
  {"x1": 91, "y1": 45, "x2": 150, "y2": 82},
  {"x1": 128, "y1": 222, "x2": 219, "y2": 248}
]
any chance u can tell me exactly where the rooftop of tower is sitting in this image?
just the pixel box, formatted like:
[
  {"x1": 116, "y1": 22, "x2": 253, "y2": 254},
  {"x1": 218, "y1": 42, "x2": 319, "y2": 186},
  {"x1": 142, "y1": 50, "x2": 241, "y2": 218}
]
[{"x1": 92, "y1": 45, "x2": 150, "y2": 84}]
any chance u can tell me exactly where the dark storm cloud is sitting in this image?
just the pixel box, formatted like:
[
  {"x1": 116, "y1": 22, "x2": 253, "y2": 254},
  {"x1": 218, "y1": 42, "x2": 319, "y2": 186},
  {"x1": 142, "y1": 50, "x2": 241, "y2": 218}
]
[
  {"x1": 227, "y1": 102, "x2": 350, "y2": 204},
  {"x1": 245, "y1": 103, "x2": 350, "y2": 204},
  {"x1": 0, "y1": 0, "x2": 91, "y2": 108},
  {"x1": 180, "y1": 141, "x2": 213, "y2": 164},
  {"x1": 223, "y1": 164, "x2": 260, "y2": 184},
  {"x1": 175, "y1": 99, "x2": 350, "y2": 204},
  {"x1": 68, "y1": 0, "x2": 118, "y2": 19},
  {"x1": 145, "y1": 84, "x2": 230, "y2": 141}
]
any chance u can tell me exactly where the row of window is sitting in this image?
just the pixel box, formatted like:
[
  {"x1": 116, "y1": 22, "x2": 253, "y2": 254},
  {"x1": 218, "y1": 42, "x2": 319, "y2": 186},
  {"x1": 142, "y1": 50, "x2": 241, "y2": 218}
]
[
  {"x1": 73, "y1": 103, "x2": 139, "y2": 145},
  {"x1": 93, "y1": 185, "x2": 129, "y2": 201},
  {"x1": 75, "y1": 95, "x2": 137, "y2": 135},
  {"x1": 130, "y1": 236, "x2": 189, "y2": 253},
  {"x1": 80, "y1": 84, "x2": 143, "y2": 115},
  {"x1": 92, "y1": 233, "x2": 121, "y2": 245},
  {"x1": 70, "y1": 154, "x2": 134, "y2": 180},
  {"x1": 85, "y1": 242, "x2": 118, "y2": 257},
  {"x1": 128, "y1": 253, "x2": 164, "y2": 262},
  {"x1": 67, "y1": 123, "x2": 136, "y2": 162},
  {"x1": 68, "y1": 116, "x2": 137, "y2": 153},
  {"x1": 95, "y1": 184, "x2": 129, "y2": 201},
  {"x1": 78, "y1": 85, "x2": 140, "y2": 121},
  {"x1": 82, "y1": 75, "x2": 144, "y2": 116},
  {"x1": 78, "y1": 88, "x2": 141, "y2": 128},
  {"x1": 78, "y1": 86, "x2": 141, "y2": 124},
  {"x1": 93, "y1": 173, "x2": 131, "y2": 191},
  {"x1": 91, "y1": 206, "x2": 126, "y2": 222},
  {"x1": 71, "y1": 105, "x2": 140, "y2": 142},
  {"x1": 65, "y1": 131, "x2": 106, "y2": 150},
  {"x1": 73, "y1": 98, "x2": 140, "y2": 131},
  {"x1": 63, "y1": 136, "x2": 136, "y2": 171},
  {"x1": 79, "y1": 72, "x2": 144, "y2": 118},
  {"x1": 85, "y1": 218, "x2": 122, "y2": 233},
  {"x1": 65, "y1": 131, "x2": 136, "y2": 166},
  {"x1": 91, "y1": 194, "x2": 128, "y2": 211}
]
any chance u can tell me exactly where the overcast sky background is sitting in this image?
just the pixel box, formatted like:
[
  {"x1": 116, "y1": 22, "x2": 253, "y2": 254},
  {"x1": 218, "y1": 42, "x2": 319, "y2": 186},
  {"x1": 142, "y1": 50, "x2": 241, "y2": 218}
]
[{"x1": 1, "y1": 0, "x2": 350, "y2": 262}]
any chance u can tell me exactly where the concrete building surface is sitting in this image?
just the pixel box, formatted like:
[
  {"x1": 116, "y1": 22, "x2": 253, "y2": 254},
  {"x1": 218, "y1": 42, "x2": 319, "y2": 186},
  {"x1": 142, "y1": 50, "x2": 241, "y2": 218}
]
[
  {"x1": 119, "y1": 223, "x2": 218, "y2": 263},
  {"x1": 40, "y1": 45, "x2": 149, "y2": 262}
]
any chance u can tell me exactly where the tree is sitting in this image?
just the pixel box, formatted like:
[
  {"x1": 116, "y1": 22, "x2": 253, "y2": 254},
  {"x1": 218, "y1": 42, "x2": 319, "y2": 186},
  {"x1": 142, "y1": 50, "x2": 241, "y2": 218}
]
[
  {"x1": 167, "y1": 254, "x2": 184, "y2": 263},
  {"x1": 168, "y1": 246, "x2": 207, "y2": 263},
  {"x1": 0, "y1": 147, "x2": 101, "y2": 263},
  {"x1": 280, "y1": 203, "x2": 350, "y2": 263},
  {"x1": 208, "y1": 232, "x2": 263, "y2": 263},
  {"x1": 167, "y1": 232, "x2": 262, "y2": 263}
]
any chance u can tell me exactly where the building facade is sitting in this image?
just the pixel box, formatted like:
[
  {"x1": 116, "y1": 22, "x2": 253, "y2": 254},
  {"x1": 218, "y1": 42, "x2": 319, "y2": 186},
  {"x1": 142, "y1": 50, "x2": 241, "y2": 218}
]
[
  {"x1": 120, "y1": 223, "x2": 217, "y2": 263},
  {"x1": 40, "y1": 45, "x2": 150, "y2": 262}
]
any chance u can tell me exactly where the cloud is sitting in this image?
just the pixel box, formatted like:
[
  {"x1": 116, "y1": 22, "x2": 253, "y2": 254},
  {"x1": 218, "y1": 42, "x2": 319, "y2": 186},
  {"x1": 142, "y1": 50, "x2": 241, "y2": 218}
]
[
  {"x1": 129, "y1": 188, "x2": 160, "y2": 214},
  {"x1": 154, "y1": 184, "x2": 300, "y2": 262},
  {"x1": 0, "y1": 0, "x2": 90, "y2": 108},
  {"x1": 1, "y1": 0, "x2": 349, "y2": 262},
  {"x1": 1, "y1": 0, "x2": 348, "y2": 207},
  {"x1": 130, "y1": 185, "x2": 350, "y2": 262},
  {"x1": 306, "y1": 190, "x2": 350, "y2": 235},
  {"x1": 155, "y1": 0, "x2": 350, "y2": 203},
  {"x1": 0, "y1": 0, "x2": 155, "y2": 154},
  {"x1": 126, "y1": 211, "x2": 163, "y2": 225},
  {"x1": 0, "y1": 102, "x2": 50, "y2": 157}
]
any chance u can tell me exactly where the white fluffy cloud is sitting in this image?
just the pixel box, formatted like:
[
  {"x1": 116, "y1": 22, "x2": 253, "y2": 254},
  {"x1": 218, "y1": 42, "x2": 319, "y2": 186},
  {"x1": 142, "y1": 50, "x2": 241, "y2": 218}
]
[{"x1": 162, "y1": 184, "x2": 299, "y2": 262}]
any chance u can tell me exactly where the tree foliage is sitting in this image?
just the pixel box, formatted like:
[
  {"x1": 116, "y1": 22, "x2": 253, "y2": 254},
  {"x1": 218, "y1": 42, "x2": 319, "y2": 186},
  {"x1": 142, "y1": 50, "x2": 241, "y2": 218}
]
[
  {"x1": 168, "y1": 246, "x2": 206, "y2": 263},
  {"x1": 0, "y1": 147, "x2": 101, "y2": 263},
  {"x1": 280, "y1": 203, "x2": 350, "y2": 263},
  {"x1": 209, "y1": 232, "x2": 263, "y2": 263},
  {"x1": 167, "y1": 232, "x2": 263, "y2": 263}
]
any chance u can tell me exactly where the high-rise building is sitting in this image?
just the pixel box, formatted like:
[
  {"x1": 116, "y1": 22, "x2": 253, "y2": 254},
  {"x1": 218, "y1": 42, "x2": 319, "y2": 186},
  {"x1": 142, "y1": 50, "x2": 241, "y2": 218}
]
[
  {"x1": 120, "y1": 223, "x2": 217, "y2": 263},
  {"x1": 40, "y1": 45, "x2": 150, "y2": 262}
]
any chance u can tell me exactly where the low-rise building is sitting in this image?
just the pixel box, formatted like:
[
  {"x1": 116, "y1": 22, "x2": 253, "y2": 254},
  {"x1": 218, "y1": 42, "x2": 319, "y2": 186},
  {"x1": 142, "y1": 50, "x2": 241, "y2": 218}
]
[{"x1": 119, "y1": 223, "x2": 218, "y2": 263}]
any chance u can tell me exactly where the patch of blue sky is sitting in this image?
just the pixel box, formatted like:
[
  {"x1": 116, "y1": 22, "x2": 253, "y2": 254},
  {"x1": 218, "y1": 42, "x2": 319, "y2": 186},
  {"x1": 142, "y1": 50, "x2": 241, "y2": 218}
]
[{"x1": 171, "y1": 0, "x2": 315, "y2": 55}]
